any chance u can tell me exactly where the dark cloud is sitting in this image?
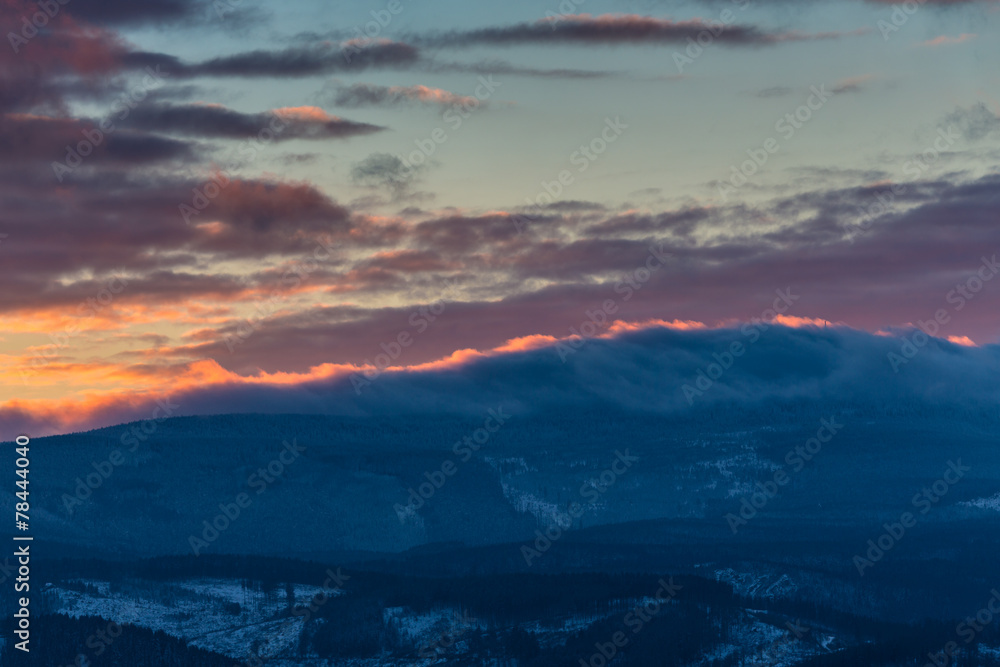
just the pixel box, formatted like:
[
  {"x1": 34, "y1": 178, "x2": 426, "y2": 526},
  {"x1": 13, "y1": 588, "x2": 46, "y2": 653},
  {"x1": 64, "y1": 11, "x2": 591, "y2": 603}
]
[
  {"x1": 0, "y1": 0, "x2": 127, "y2": 115},
  {"x1": 416, "y1": 14, "x2": 860, "y2": 48},
  {"x1": 188, "y1": 42, "x2": 419, "y2": 77},
  {"x1": 56, "y1": 0, "x2": 268, "y2": 28},
  {"x1": 357, "y1": 249, "x2": 457, "y2": 273},
  {"x1": 5, "y1": 159, "x2": 1000, "y2": 352},
  {"x1": 122, "y1": 102, "x2": 383, "y2": 140},
  {"x1": 585, "y1": 208, "x2": 708, "y2": 236},
  {"x1": 541, "y1": 200, "x2": 607, "y2": 212},
  {"x1": 122, "y1": 44, "x2": 608, "y2": 81},
  {"x1": 337, "y1": 324, "x2": 1000, "y2": 416},
  {"x1": 119, "y1": 51, "x2": 186, "y2": 73},
  {"x1": 0, "y1": 170, "x2": 368, "y2": 314},
  {"x1": 410, "y1": 213, "x2": 528, "y2": 254},
  {"x1": 943, "y1": 102, "x2": 1000, "y2": 141},
  {"x1": 166, "y1": 171, "x2": 1000, "y2": 375},
  {"x1": 6, "y1": 323, "x2": 999, "y2": 439},
  {"x1": 118, "y1": 41, "x2": 419, "y2": 79},
  {"x1": 0, "y1": 114, "x2": 195, "y2": 166},
  {"x1": 65, "y1": 0, "x2": 206, "y2": 25},
  {"x1": 351, "y1": 153, "x2": 424, "y2": 196},
  {"x1": 831, "y1": 75, "x2": 875, "y2": 94},
  {"x1": 219, "y1": 178, "x2": 347, "y2": 224}
]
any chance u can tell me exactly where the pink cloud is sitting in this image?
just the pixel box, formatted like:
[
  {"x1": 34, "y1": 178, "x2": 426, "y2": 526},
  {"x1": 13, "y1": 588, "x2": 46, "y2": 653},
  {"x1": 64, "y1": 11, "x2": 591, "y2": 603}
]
[
  {"x1": 947, "y1": 335, "x2": 977, "y2": 346},
  {"x1": 919, "y1": 33, "x2": 976, "y2": 47}
]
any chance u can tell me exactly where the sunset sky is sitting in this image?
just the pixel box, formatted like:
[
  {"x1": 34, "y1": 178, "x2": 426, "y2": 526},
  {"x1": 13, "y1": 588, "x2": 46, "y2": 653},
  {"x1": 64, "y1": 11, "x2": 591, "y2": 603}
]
[{"x1": 1, "y1": 0, "x2": 999, "y2": 437}]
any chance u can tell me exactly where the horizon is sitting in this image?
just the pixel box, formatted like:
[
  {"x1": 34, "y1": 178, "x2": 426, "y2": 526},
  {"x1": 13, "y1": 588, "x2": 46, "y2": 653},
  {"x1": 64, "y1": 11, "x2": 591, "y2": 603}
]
[{"x1": 2, "y1": 0, "x2": 999, "y2": 440}]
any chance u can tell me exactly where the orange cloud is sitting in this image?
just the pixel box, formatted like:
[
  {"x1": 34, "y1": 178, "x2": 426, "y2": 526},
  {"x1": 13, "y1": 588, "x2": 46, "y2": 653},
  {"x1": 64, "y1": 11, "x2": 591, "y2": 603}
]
[
  {"x1": 272, "y1": 106, "x2": 336, "y2": 122},
  {"x1": 605, "y1": 319, "x2": 706, "y2": 335},
  {"x1": 947, "y1": 335, "x2": 976, "y2": 347},
  {"x1": 772, "y1": 315, "x2": 837, "y2": 328},
  {"x1": 919, "y1": 33, "x2": 976, "y2": 47},
  {"x1": 494, "y1": 335, "x2": 561, "y2": 352}
]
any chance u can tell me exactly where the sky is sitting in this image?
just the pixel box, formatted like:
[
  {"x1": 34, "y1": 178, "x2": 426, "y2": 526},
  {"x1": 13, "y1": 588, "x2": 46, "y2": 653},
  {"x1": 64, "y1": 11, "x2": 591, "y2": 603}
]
[{"x1": 1, "y1": 0, "x2": 999, "y2": 437}]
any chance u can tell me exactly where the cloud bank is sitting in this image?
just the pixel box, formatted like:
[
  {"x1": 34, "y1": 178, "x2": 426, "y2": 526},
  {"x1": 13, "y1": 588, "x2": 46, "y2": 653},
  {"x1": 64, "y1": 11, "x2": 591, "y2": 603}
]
[{"x1": 3, "y1": 322, "x2": 998, "y2": 439}]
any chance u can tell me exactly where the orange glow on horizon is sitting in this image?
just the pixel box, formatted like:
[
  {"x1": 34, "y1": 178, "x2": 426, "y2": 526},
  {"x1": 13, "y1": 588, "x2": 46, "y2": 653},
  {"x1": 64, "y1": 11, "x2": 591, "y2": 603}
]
[{"x1": 0, "y1": 316, "x2": 986, "y2": 436}]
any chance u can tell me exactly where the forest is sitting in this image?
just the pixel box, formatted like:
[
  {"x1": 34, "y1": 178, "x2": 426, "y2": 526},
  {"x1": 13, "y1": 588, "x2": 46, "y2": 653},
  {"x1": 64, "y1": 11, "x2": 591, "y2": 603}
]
[{"x1": 3, "y1": 553, "x2": 998, "y2": 666}]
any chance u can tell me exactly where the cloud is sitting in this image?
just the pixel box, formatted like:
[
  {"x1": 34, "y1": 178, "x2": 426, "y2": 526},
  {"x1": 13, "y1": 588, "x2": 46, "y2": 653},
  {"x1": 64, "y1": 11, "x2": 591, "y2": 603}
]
[
  {"x1": 3, "y1": 0, "x2": 999, "y2": 429},
  {"x1": 122, "y1": 41, "x2": 421, "y2": 78},
  {"x1": 0, "y1": 169, "x2": 371, "y2": 316},
  {"x1": 331, "y1": 83, "x2": 481, "y2": 109},
  {"x1": 542, "y1": 200, "x2": 607, "y2": 212},
  {"x1": 36, "y1": 0, "x2": 258, "y2": 28},
  {"x1": 6, "y1": 166, "x2": 1000, "y2": 363},
  {"x1": 831, "y1": 74, "x2": 876, "y2": 94},
  {"x1": 351, "y1": 153, "x2": 425, "y2": 196},
  {"x1": 357, "y1": 249, "x2": 458, "y2": 273},
  {"x1": 0, "y1": 0, "x2": 130, "y2": 115},
  {"x1": 188, "y1": 179, "x2": 353, "y2": 237},
  {"x1": 0, "y1": 114, "x2": 195, "y2": 166},
  {"x1": 943, "y1": 102, "x2": 1000, "y2": 140},
  {"x1": 5, "y1": 166, "x2": 1000, "y2": 431},
  {"x1": 121, "y1": 43, "x2": 610, "y2": 82},
  {"x1": 4, "y1": 323, "x2": 999, "y2": 439},
  {"x1": 417, "y1": 14, "x2": 865, "y2": 48},
  {"x1": 919, "y1": 33, "x2": 977, "y2": 46},
  {"x1": 122, "y1": 102, "x2": 383, "y2": 139},
  {"x1": 62, "y1": 0, "x2": 211, "y2": 25},
  {"x1": 429, "y1": 59, "x2": 614, "y2": 79}
]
